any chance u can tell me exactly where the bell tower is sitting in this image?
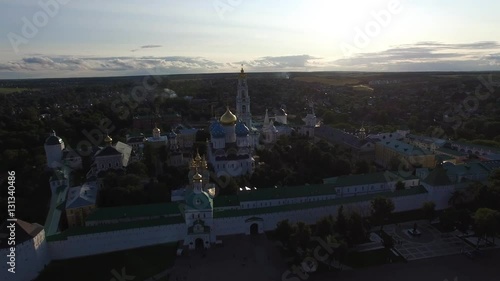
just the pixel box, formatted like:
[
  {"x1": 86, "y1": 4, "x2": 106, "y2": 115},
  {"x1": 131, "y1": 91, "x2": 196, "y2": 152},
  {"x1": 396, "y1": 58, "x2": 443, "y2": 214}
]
[{"x1": 236, "y1": 66, "x2": 252, "y2": 127}]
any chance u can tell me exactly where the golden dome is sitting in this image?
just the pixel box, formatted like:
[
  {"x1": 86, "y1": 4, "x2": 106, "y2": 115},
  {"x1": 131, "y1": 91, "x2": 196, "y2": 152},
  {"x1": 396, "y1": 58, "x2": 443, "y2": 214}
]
[
  {"x1": 104, "y1": 135, "x2": 113, "y2": 144},
  {"x1": 220, "y1": 107, "x2": 237, "y2": 125},
  {"x1": 360, "y1": 126, "x2": 365, "y2": 132},
  {"x1": 193, "y1": 172, "x2": 202, "y2": 181},
  {"x1": 153, "y1": 127, "x2": 160, "y2": 133},
  {"x1": 201, "y1": 155, "x2": 208, "y2": 168},
  {"x1": 195, "y1": 149, "x2": 202, "y2": 161},
  {"x1": 239, "y1": 67, "x2": 247, "y2": 78}
]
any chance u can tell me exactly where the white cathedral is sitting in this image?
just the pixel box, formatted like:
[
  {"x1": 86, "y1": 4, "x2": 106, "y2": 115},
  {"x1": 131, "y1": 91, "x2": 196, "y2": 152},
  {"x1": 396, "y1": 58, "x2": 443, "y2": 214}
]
[
  {"x1": 206, "y1": 67, "x2": 317, "y2": 176},
  {"x1": 206, "y1": 68, "x2": 257, "y2": 177}
]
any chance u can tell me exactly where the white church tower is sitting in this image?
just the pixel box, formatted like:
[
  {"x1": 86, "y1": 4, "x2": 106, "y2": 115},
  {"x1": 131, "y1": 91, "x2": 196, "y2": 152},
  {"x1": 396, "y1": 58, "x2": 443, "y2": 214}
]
[
  {"x1": 236, "y1": 67, "x2": 252, "y2": 127},
  {"x1": 262, "y1": 109, "x2": 277, "y2": 144},
  {"x1": 301, "y1": 103, "x2": 317, "y2": 138},
  {"x1": 44, "y1": 130, "x2": 65, "y2": 168}
]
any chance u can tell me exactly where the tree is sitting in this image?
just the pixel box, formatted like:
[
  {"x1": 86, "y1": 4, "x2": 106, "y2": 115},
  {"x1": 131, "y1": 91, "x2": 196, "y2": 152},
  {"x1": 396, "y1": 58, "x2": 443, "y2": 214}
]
[
  {"x1": 456, "y1": 209, "x2": 473, "y2": 234},
  {"x1": 395, "y1": 181, "x2": 405, "y2": 191},
  {"x1": 346, "y1": 211, "x2": 368, "y2": 245},
  {"x1": 422, "y1": 201, "x2": 436, "y2": 222},
  {"x1": 275, "y1": 220, "x2": 293, "y2": 247},
  {"x1": 473, "y1": 208, "x2": 500, "y2": 246},
  {"x1": 354, "y1": 160, "x2": 369, "y2": 174},
  {"x1": 315, "y1": 216, "x2": 335, "y2": 239},
  {"x1": 370, "y1": 197, "x2": 395, "y2": 231},
  {"x1": 126, "y1": 161, "x2": 148, "y2": 177},
  {"x1": 488, "y1": 168, "x2": 500, "y2": 186},
  {"x1": 335, "y1": 205, "x2": 347, "y2": 237},
  {"x1": 448, "y1": 190, "x2": 468, "y2": 209},
  {"x1": 291, "y1": 222, "x2": 312, "y2": 252},
  {"x1": 439, "y1": 208, "x2": 459, "y2": 232}
]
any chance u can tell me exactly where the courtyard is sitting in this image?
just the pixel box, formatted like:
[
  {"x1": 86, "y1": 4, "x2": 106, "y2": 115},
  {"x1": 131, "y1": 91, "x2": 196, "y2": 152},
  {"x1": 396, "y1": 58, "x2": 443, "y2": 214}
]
[
  {"x1": 167, "y1": 220, "x2": 495, "y2": 281},
  {"x1": 312, "y1": 248, "x2": 500, "y2": 281},
  {"x1": 169, "y1": 233, "x2": 288, "y2": 281},
  {"x1": 383, "y1": 220, "x2": 474, "y2": 261}
]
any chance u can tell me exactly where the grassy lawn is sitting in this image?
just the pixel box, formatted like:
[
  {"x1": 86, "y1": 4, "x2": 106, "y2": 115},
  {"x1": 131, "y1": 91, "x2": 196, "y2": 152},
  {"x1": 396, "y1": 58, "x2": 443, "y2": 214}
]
[
  {"x1": 35, "y1": 243, "x2": 177, "y2": 281},
  {"x1": 385, "y1": 209, "x2": 430, "y2": 225},
  {"x1": 343, "y1": 248, "x2": 404, "y2": 268}
]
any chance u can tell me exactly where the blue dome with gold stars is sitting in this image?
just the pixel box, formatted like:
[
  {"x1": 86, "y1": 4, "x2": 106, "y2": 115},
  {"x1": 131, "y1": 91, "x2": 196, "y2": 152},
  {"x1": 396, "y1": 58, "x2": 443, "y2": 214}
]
[
  {"x1": 235, "y1": 121, "x2": 249, "y2": 136},
  {"x1": 210, "y1": 121, "x2": 225, "y2": 138}
]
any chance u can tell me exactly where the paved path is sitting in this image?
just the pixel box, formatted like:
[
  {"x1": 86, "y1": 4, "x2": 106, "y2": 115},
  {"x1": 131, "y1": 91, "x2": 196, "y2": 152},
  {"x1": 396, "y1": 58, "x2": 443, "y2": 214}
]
[
  {"x1": 312, "y1": 248, "x2": 500, "y2": 281},
  {"x1": 169, "y1": 234, "x2": 287, "y2": 281},
  {"x1": 384, "y1": 221, "x2": 473, "y2": 261}
]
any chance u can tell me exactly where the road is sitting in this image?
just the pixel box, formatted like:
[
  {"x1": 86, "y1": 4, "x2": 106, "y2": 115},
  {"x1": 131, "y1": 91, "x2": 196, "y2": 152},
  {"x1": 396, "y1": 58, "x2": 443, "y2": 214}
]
[{"x1": 312, "y1": 249, "x2": 500, "y2": 281}]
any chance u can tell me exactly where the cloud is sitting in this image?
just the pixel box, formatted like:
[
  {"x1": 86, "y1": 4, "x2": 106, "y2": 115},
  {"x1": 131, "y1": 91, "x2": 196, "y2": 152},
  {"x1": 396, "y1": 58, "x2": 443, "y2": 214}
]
[
  {"x1": 2, "y1": 42, "x2": 500, "y2": 78},
  {"x1": 332, "y1": 41, "x2": 500, "y2": 71},
  {"x1": 131, "y1": 44, "x2": 162, "y2": 52},
  {"x1": 22, "y1": 56, "x2": 56, "y2": 65},
  {"x1": 141, "y1": 45, "x2": 162, "y2": 49},
  {"x1": 413, "y1": 41, "x2": 500, "y2": 50},
  {"x1": 0, "y1": 55, "x2": 228, "y2": 78},
  {"x1": 237, "y1": 55, "x2": 321, "y2": 70}
]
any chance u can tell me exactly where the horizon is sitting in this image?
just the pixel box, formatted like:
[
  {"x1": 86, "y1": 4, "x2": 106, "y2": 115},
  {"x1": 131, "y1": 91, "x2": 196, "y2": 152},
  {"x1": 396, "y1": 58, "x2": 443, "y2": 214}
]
[
  {"x1": 3, "y1": 69, "x2": 500, "y2": 81},
  {"x1": 1, "y1": 0, "x2": 500, "y2": 79}
]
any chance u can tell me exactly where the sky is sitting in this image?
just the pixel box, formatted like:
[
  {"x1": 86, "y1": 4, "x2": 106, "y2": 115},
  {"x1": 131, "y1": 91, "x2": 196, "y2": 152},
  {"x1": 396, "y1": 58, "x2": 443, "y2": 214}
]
[{"x1": 1, "y1": 0, "x2": 500, "y2": 79}]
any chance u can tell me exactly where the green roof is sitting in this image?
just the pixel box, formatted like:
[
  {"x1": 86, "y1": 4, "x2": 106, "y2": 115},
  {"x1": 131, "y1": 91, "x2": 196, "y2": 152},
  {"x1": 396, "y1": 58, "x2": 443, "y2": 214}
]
[
  {"x1": 323, "y1": 172, "x2": 417, "y2": 186},
  {"x1": 214, "y1": 186, "x2": 428, "y2": 219},
  {"x1": 44, "y1": 184, "x2": 69, "y2": 236},
  {"x1": 47, "y1": 216, "x2": 185, "y2": 241},
  {"x1": 214, "y1": 195, "x2": 240, "y2": 208},
  {"x1": 86, "y1": 202, "x2": 181, "y2": 222},
  {"x1": 424, "y1": 165, "x2": 452, "y2": 186},
  {"x1": 436, "y1": 154, "x2": 455, "y2": 162},
  {"x1": 444, "y1": 162, "x2": 490, "y2": 177},
  {"x1": 184, "y1": 191, "x2": 213, "y2": 210},
  {"x1": 237, "y1": 184, "x2": 337, "y2": 202},
  {"x1": 452, "y1": 140, "x2": 500, "y2": 153},
  {"x1": 377, "y1": 140, "x2": 432, "y2": 156},
  {"x1": 435, "y1": 147, "x2": 467, "y2": 157}
]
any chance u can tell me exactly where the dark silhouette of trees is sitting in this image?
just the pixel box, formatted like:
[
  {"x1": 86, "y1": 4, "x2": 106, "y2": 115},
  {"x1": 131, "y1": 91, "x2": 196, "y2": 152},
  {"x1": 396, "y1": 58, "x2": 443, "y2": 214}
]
[
  {"x1": 370, "y1": 197, "x2": 395, "y2": 231},
  {"x1": 473, "y1": 208, "x2": 500, "y2": 246},
  {"x1": 395, "y1": 181, "x2": 405, "y2": 191},
  {"x1": 335, "y1": 205, "x2": 347, "y2": 237},
  {"x1": 421, "y1": 201, "x2": 436, "y2": 222}
]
